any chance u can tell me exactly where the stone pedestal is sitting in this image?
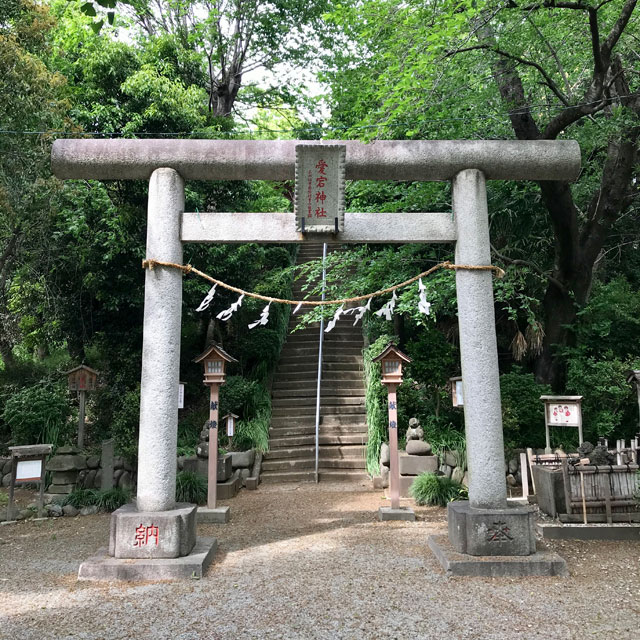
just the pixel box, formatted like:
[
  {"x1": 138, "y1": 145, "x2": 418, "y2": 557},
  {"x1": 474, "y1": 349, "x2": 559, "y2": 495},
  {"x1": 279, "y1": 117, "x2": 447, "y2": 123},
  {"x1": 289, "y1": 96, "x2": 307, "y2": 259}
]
[
  {"x1": 447, "y1": 501, "x2": 536, "y2": 556},
  {"x1": 379, "y1": 506, "x2": 415, "y2": 522},
  {"x1": 197, "y1": 506, "x2": 230, "y2": 524},
  {"x1": 109, "y1": 503, "x2": 197, "y2": 559},
  {"x1": 398, "y1": 452, "x2": 438, "y2": 476}
]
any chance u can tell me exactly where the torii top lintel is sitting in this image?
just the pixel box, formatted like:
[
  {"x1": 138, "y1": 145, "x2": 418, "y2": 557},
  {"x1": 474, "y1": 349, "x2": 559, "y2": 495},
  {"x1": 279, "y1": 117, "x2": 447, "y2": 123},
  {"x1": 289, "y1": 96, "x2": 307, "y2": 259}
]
[{"x1": 51, "y1": 139, "x2": 580, "y2": 182}]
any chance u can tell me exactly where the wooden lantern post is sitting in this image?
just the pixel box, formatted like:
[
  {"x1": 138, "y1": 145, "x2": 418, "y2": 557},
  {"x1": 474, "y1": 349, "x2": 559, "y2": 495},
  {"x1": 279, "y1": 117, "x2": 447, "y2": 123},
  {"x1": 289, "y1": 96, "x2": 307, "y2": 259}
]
[
  {"x1": 194, "y1": 344, "x2": 237, "y2": 510},
  {"x1": 64, "y1": 365, "x2": 98, "y2": 449},
  {"x1": 373, "y1": 343, "x2": 412, "y2": 511}
]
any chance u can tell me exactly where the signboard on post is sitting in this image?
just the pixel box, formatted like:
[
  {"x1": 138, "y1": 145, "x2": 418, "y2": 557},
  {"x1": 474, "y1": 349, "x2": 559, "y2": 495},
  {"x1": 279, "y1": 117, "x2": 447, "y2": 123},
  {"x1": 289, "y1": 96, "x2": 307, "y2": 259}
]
[
  {"x1": 6, "y1": 444, "x2": 52, "y2": 521},
  {"x1": 295, "y1": 145, "x2": 345, "y2": 234},
  {"x1": 540, "y1": 395, "x2": 583, "y2": 453}
]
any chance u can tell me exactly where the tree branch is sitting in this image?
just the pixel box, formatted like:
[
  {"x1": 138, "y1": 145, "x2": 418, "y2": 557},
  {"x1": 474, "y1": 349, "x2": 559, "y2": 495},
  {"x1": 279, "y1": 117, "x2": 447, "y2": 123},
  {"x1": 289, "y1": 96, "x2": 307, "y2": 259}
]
[
  {"x1": 448, "y1": 44, "x2": 570, "y2": 105},
  {"x1": 491, "y1": 244, "x2": 568, "y2": 293}
]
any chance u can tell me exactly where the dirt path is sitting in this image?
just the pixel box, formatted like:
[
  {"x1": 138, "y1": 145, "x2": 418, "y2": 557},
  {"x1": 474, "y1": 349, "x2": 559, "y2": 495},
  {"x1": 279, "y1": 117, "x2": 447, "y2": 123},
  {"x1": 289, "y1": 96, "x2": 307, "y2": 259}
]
[{"x1": 0, "y1": 483, "x2": 638, "y2": 639}]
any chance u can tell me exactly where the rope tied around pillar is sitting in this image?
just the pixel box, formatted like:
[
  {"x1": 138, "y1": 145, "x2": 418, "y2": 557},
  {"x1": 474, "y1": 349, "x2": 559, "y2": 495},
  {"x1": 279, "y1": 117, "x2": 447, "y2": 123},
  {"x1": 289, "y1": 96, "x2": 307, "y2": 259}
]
[{"x1": 141, "y1": 258, "x2": 504, "y2": 308}]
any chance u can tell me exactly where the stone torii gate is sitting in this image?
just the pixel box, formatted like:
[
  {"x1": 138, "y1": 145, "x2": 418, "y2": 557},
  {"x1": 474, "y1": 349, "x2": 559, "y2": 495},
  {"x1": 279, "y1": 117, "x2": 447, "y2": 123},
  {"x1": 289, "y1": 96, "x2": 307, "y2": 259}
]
[{"x1": 52, "y1": 139, "x2": 579, "y2": 579}]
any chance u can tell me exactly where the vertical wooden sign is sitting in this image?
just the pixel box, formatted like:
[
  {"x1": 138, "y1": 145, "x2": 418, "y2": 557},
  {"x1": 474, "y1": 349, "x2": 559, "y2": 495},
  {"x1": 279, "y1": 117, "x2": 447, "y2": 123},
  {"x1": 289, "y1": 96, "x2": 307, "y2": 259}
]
[{"x1": 295, "y1": 145, "x2": 346, "y2": 234}]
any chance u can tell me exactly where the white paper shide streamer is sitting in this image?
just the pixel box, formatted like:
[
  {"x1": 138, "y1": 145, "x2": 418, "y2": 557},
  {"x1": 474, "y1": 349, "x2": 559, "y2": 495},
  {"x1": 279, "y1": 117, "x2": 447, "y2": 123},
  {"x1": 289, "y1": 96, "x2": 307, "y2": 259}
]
[
  {"x1": 217, "y1": 294, "x2": 244, "y2": 322},
  {"x1": 374, "y1": 290, "x2": 397, "y2": 321},
  {"x1": 418, "y1": 278, "x2": 431, "y2": 316},
  {"x1": 196, "y1": 284, "x2": 217, "y2": 312},
  {"x1": 324, "y1": 305, "x2": 344, "y2": 333},
  {"x1": 344, "y1": 298, "x2": 371, "y2": 326},
  {"x1": 248, "y1": 303, "x2": 271, "y2": 329}
]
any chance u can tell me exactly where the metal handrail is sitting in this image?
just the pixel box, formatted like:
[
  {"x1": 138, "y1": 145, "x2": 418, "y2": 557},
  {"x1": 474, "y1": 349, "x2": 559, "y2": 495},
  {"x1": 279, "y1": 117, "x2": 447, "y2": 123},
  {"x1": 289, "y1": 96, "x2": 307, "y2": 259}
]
[{"x1": 314, "y1": 243, "x2": 327, "y2": 483}]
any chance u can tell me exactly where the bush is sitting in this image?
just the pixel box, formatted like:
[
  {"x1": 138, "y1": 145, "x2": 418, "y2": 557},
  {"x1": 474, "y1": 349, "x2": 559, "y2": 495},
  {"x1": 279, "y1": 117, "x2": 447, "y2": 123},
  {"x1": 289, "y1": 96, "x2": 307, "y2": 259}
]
[
  {"x1": 176, "y1": 470, "x2": 207, "y2": 504},
  {"x1": 3, "y1": 382, "x2": 71, "y2": 448},
  {"x1": 409, "y1": 472, "x2": 467, "y2": 507},
  {"x1": 95, "y1": 487, "x2": 131, "y2": 511},
  {"x1": 63, "y1": 488, "x2": 98, "y2": 509},
  {"x1": 63, "y1": 487, "x2": 131, "y2": 511}
]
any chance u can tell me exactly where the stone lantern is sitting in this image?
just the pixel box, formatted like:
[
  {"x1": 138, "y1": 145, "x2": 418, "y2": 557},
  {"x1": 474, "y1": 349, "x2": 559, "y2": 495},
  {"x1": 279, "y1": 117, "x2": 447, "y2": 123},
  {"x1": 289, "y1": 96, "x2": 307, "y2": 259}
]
[
  {"x1": 194, "y1": 344, "x2": 237, "y2": 519},
  {"x1": 373, "y1": 343, "x2": 414, "y2": 521}
]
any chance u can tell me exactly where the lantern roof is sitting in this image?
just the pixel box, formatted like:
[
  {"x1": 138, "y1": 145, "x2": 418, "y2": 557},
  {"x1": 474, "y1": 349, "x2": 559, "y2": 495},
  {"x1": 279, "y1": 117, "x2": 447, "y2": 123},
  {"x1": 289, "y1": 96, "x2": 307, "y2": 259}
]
[
  {"x1": 222, "y1": 412, "x2": 239, "y2": 420},
  {"x1": 371, "y1": 342, "x2": 412, "y2": 365},
  {"x1": 626, "y1": 369, "x2": 640, "y2": 383},
  {"x1": 193, "y1": 343, "x2": 238, "y2": 365},
  {"x1": 63, "y1": 364, "x2": 99, "y2": 377}
]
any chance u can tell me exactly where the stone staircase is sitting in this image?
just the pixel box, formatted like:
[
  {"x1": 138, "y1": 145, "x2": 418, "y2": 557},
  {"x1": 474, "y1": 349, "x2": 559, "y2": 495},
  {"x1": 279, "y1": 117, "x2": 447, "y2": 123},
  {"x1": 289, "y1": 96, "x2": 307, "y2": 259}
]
[{"x1": 262, "y1": 244, "x2": 369, "y2": 483}]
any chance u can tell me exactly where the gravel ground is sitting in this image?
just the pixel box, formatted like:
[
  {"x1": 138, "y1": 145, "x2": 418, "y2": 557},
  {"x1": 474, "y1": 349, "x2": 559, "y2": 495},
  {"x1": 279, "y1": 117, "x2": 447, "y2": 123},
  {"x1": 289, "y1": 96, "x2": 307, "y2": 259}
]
[{"x1": 0, "y1": 482, "x2": 639, "y2": 640}]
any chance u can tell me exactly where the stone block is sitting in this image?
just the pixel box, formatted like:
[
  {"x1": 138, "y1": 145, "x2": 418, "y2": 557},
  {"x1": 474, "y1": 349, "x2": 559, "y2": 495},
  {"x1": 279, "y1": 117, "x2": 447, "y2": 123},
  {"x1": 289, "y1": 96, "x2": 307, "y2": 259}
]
[
  {"x1": 100, "y1": 439, "x2": 114, "y2": 491},
  {"x1": 113, "y1": 456, "x2": 125, "y2": 470},
  {"x1": 118, "y1": 470, "x2": 132, "y2": 490},
  {"x1": 380, "y1": 443, "x2": 390, "y2": 466},
  {"x1": 378, "y1": 507, "x2": 415, "y2": 522},
  {"x1": 532, "y1": 466, "x2": 567, "y2": 518},
  {"x1": 78, "y1": 538, "x2": 217, "y2": 581},
  {"x1": 197, "y1": 506, "x2": 230, "y2": 524},
  {"x1": 109, "y1": 503, "x2": 197, "y2": 559},
  {"x1": 57, "y1": 445, "x2": 80, "y2": 455},
  {"x1": 444, "y1": 451, "x2": 459, "y2": 467},
  {"x1": 51, "y1": 470, "x2": 79, "y2": 484},
  {"x1": 2, "y1": 473, "x2": 11, "y2": 487},
  {"x1": 63, "y1": 505, "x2": 79, "y2": 517},
  {"x1": 231, "y1": 449, "x2": 255, "y2": 469},
  {"x1": 182, "y1": 456, "x2": 206, "y2": 476},
  {"x1": 428, "y1": 535, "x2": 568, "y2": 577},
  {"x1": 85, "y1": 469, "x2": 97, "y2": 489},
  {"x1": 440, "y1": 464, "x2": 452, "y2": 479},
  {"x1": 0, "y1": 458, "x2": 11, "y2": 475},
  {"x1": 217, "y1": 476, "x2": 241, "y2": 500},
  {"x1": 218, "y1": 454, "x2": 232, "y2": 482},
  {"x1": 47, "y1": 483, "x2": 76, "y2": 494},
  {"x1": 447, "y1": 501, "x2": 536, "y2": 557},
  {"x1": 86, "y1": 456, "x2": 100, "y2": 469},
  {"x1": 451, "y1": 467, "x2": 465, "y2": 484},
  {"x1": 245, "y1": 477, "x2": 259, "y2": 490},
  {"x1": 405, "y1": 440, "x2": 432, "y2": 456},
  {"x1": 46, "y1": 455, "x2": 87, "y2": 472},
  {"x1": 196, "y1": 442, "x2": 209, "y2": 459},
  {"x1": 398, "y1": 453, "x2": 438, "y2": 476}
]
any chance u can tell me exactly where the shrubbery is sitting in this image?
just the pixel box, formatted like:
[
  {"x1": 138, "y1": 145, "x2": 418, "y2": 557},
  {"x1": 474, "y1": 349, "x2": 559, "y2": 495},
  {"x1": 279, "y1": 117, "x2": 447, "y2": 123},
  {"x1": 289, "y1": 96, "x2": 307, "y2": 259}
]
[
  {"x1": 3, "y1": 381, "x2": 71, "y2": 448},
  {"x1": 409, "y1": 472, "x2": 467, "y2": 507},
  {"x1": 176, "y1": 470, "x2": 207, "y2": 504}
]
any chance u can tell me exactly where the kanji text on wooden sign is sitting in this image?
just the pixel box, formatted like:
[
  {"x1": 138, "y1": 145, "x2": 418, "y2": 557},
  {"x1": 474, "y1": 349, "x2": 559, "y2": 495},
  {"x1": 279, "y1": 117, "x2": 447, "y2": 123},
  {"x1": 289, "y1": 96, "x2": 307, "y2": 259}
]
[{"x1": 295, "y1": 145, "x2": 345, "y2": 233}]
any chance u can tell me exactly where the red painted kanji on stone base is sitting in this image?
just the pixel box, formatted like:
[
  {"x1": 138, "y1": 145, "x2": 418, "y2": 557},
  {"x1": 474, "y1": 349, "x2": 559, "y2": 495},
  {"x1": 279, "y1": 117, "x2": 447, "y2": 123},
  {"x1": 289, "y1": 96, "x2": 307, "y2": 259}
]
[{"x1": 134, "y1": 524, "x2": 159, "y2": 547}]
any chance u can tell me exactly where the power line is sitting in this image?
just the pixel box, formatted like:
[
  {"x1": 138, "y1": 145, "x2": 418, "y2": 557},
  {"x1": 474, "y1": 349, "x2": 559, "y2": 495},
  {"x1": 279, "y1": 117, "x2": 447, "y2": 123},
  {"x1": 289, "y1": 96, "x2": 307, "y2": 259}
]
[{"x1": 0, "y1": 93, "x2": 636, "y2": 138}]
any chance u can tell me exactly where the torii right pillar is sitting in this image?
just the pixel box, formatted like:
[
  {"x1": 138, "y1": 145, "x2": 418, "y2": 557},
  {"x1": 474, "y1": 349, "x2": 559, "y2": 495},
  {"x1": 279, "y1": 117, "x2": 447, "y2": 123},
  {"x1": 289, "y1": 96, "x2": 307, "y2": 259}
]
[{"x1": 432, "y1": 168, "x2": 568, "y2": 579}]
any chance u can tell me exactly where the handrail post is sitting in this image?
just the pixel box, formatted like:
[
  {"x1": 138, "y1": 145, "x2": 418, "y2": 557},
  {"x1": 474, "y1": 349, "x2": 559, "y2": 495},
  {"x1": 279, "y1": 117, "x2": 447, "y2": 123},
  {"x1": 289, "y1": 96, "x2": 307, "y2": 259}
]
[{"x1": 315, "y1": 243, "x2": 327, "y2": 483}]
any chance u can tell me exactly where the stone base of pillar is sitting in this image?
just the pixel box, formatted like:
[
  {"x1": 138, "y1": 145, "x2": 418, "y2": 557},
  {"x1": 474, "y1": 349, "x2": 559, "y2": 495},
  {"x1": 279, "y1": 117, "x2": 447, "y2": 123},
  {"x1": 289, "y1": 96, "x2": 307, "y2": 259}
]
[
  {"x1": 197, "y1": 506, "x2": 230, "y2": 524},
  {"x1": 378, "y1": 506, "x2": 415, "y2": 522},
  {"x1": 109, "y1": 502, "x2": 197, "y2": 559},
  {"x1": 78, "y1": 537, "x2": 217, "y2": 581},
  {"x1": 447, "y1": 500, "x2": 536, "y2": 556},
  {"x1": 428, "y1": 535, "x2": 568, "y2": 577}
]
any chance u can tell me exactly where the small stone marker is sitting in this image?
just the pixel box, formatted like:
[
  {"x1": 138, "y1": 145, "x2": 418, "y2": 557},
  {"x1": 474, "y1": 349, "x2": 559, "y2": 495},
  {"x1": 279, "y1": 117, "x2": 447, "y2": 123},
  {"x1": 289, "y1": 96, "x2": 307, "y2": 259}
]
[{"x1": 101, "y1": 439, "x2": 114, "y2": 491}]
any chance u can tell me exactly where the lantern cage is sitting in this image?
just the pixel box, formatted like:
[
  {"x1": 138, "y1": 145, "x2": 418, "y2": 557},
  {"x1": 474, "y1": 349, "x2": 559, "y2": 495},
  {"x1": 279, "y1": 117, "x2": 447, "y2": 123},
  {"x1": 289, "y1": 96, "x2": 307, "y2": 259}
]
[
  {"x1": 372, "y1": 343, "x2": 412, "y2": 386},
  {"x1": 194, "y1": 344, "x2": 238, "y2": 385}
]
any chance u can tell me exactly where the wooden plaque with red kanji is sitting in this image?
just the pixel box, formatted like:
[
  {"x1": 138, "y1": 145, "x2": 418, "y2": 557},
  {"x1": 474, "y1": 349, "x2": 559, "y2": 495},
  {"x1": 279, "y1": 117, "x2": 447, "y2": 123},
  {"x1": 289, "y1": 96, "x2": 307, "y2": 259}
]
[{"x1": 295, "y1": 144, "x2": 345, "y2": 234}]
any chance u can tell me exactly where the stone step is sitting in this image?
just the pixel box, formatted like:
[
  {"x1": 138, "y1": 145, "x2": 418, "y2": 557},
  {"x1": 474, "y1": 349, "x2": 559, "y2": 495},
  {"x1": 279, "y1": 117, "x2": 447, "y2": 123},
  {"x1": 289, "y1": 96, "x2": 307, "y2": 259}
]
[
  {"x1": 279, "y1": 352, "x2": 362, "y2": 363},
  {"x1": 271, "y1": 405, "x2": 365, "y2": 416},
  {"x1": 270, "y1": 415, "x2": 367, "y2": 428},
  {"x1": 264, "y1": 445, "x2": 366, "y2": 460},
  {"x1": 262, "y1": 457, "x2": 366, "y2": 471},
  {"x1": 272, "y1": 379, "x2": 364, "y2": 391},
  {"x1": 272, "y1": 390, "x2": 365, "y2": 400},
  {"x1": 276, "y1": 362, "x2": 363, "y2": 374},
  {"x1": 260, "y1": 470, "x2": 370, "y2": 483},
  {"x1": 272, "y1": 396, "x2": 364, "y2": 408},
  {"x1": 275, "y1": 371, "x2": 364, "y2": 383},
  {"x1": 269, "y1": 425, "x2": 368, "y2": 437},
  {"x1": 269, "y1": 434, "x2": 367, "y2": 448}
]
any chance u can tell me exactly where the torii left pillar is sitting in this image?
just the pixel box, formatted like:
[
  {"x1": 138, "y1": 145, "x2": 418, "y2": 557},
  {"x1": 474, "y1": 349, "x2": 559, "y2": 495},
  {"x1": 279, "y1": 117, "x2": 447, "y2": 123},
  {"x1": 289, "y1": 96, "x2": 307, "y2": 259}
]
[{"x1": 78, "y1": 169, "x2": 216, "y2": 581}]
